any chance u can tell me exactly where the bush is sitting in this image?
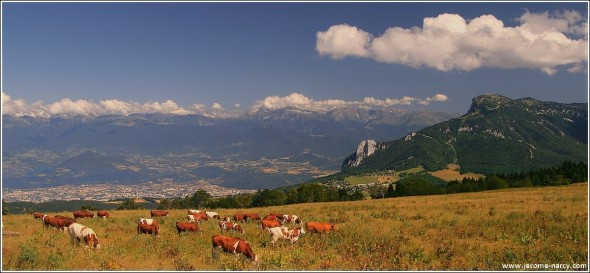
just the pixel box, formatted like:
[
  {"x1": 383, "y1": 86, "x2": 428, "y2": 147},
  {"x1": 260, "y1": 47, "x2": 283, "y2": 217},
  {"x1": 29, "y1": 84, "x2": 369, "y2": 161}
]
[{"x1": 395, "y1": 175, "x2": 446, "y2": 197}]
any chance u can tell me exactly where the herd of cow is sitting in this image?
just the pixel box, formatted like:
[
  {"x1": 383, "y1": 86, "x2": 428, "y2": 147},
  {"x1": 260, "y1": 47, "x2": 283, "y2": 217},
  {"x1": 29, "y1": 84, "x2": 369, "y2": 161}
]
[{"x1": 32, "y1": 209, "x2": 339, "y2": 265}]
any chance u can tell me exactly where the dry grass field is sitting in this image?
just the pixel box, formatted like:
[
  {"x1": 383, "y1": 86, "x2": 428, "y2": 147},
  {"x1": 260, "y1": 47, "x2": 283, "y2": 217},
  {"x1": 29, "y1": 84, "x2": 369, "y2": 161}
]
[
  {"x1": 430, "y1": 164, "x2": 486, "y2": 181},
  {"x1": 2, "y1": 183, "x2": 588, "y2": 271}
]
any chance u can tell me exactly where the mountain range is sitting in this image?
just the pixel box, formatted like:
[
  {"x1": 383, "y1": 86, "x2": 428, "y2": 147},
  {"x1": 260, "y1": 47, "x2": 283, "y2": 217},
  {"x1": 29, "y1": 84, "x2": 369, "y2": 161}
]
[
  {"x1": 342, "y1": 94, "x2": 588, "y2": 176},
  {"x1": 2, "y1": 106, "x2": 459, "y2": 189}
]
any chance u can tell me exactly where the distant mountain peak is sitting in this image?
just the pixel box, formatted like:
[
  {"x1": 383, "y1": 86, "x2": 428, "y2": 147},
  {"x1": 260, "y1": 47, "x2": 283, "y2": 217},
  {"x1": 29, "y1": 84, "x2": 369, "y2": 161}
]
[{"x1": 468, "y1": 93, "x2": 513, "y2": 113}]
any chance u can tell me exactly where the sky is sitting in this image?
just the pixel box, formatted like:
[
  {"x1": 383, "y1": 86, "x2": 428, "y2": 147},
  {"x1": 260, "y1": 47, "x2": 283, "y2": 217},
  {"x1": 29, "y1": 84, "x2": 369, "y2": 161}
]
[{"x1": 1, "y1": 1, "x2": 588, "y2": 117}]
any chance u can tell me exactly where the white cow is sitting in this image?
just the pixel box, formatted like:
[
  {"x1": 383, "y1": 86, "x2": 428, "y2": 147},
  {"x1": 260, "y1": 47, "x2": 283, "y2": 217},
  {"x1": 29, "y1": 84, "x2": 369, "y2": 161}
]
[
  {"x1": 265, "y1": 226, "x2": 305, "y2": 246},
  {"x1": 205, "y1": 211, "x2": 219, "y2": 219},
  {"x1": 68, "y1": 223, "x2": 101, "y2": 249},
  {"x1": 188, "y1": 209, "x2": 201, "y2": 214}
]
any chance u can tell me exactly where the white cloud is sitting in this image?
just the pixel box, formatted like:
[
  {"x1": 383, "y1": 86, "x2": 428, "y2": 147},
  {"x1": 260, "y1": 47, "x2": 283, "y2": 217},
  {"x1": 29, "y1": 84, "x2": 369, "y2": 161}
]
[
  {"x1": 251, "y1": 92, "x2": 448, "y2": 112},
  {"x1": 1, "y1": 93, "x2": 201, "y2": 117},
  {"x1": 567, "y1": 63, "x2": 587, "y2": 73},
  {"x1": 211, "y1": 103, "x2": 224, "y2": 111},
  {"x1": 317, "y1": 10, "x2": 588, "y2": 75},
  {"x1": 234, "y1": 104, "x2": 241, "y2": 108},
  {"x1": 2, "y1": 91, "x2": 450, "y2": 117},
  {"x1": 419, "y1": 93, "x2": 449, "y2": 105},
  {"x1": 2, "y1": 92, "x2": 10, "y2": 105},
  {"x1": 316, "y1": 24, "x2": 372, "y2": 59}
]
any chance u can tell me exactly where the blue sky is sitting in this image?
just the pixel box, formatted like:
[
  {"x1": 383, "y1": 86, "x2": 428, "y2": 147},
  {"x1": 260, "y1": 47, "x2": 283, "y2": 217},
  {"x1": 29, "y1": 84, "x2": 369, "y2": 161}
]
[{"x1": 2, "y1": 1, "x2": 588, "y2": 116}]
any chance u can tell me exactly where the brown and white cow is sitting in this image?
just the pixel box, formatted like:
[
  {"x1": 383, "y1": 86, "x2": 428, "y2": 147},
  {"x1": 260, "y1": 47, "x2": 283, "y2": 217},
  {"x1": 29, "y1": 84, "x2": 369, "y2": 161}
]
[
  {"x1": 261, "y1": 219, "x2": 282, "y2": 230},
  {"x1": 43, "y1": 216, "x2": 63, "y2": 230},
  {"x1": 68, "y1": 223, "x2": 101, "y2": 250},
  {"x1": 33, "y1": 212, "x2": 45, "y2": 220},
  {"x1": 233, "y1": 213, "x2": 247, "y2": 223},
  {"x1": 263, "y1": 215, "x2": 279, "y2": 221},
  {"x1": 282, "y1": 214, "x2": 301, "y2": 224},
  {"x1": 97, "y1": 211, "x2": 110, "y2": 219},
  {"x1": 305, "y1": 222, "x2": 338, "y2": 234},
  {"x1": 137, "y1": 223, "x2": 159, "y2": 236},
  {"x1": 205, "y1": 211, "x2": 220, "y2": 219},
  {"x1": 150, "y1": 210, "x2": 169, "y2": 217},
  {"x1": 138, "y1": 218, "x2": 160, "y2": 233},
  {"x1": 211, "y1": 235, "x2": 258, "y2": 264},
  {"x1": 73, "y1": 210, "x2": 95, "y2": 219},
  {"x1": 176, "y1": 222, "x2": 199, "y2": 234},
  {"x1": 187, "y1": 212, "x2": 209, "y2": 223},
  {"x1": 54, "y1": 215, "x2": 77, "y2": 229},
  {"x1": 266, "y1": 226, "x2": 306, "y2": 246},
  {"x1": 219, "y1": 220, "x2": 244, "y2": 233},
  {"x1": 43, "y1": 216, "x2": 74, "y2": 232},
  {"x1": 244, "y1": 213, "x2": 261, "y2": 222},
  {"x1": 222, "y1": 216, "x2": 231, "y2": 222},
  {"x1": 188, "y1": 209, "x2": 201, "y2": 214}
]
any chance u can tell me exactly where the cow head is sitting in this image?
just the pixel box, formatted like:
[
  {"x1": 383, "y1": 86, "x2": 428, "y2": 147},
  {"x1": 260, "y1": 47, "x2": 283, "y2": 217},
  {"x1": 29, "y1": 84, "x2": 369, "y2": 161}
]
[
  {"x1": 84, "y1": 234, "x2": 100, "y2": 250},
  {"x1": 242, "y1": 240, "x2": 258, "y2": 264},
  {"x1": 236, "y1": 224, "x2": 244, "y2": 233},
  {"x1": 298, "y1": 227, "x2": 306, "y2": 235},
  {"x1": 331, "y1": 225, "x2": 339, "y2": 231}
]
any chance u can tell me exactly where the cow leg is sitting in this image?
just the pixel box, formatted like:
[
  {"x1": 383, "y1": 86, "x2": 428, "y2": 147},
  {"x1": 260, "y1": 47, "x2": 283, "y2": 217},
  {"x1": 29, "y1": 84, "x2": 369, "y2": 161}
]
[{"x1": 211, "y1": 246, "x2": 221, "y2": 260}]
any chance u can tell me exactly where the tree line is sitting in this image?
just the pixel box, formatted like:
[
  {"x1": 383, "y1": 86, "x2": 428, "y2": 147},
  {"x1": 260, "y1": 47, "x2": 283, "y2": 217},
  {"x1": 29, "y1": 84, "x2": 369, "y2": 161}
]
[
  {"x1": 152, "y1": 183, "x2": 366, "y2": 211},
  {"x1": 387, "y1": 160, "x2": 587, "y2": 198},
  {"x1": 3, "y1": 161, "x2": 586, "y2": 214}
]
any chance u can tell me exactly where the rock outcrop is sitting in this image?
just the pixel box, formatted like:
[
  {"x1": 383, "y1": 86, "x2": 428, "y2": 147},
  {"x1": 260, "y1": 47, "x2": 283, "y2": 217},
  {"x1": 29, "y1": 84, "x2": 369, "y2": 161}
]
[{"x1": 347, "y1": 139, "x2": 379, "y2": 167}]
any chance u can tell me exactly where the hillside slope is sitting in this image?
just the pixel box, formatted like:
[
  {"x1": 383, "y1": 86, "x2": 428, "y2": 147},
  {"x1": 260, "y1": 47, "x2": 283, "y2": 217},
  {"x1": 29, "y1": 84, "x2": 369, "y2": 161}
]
[{"x1": 343, "y1": 94, "x2": 588, "y2": 175}]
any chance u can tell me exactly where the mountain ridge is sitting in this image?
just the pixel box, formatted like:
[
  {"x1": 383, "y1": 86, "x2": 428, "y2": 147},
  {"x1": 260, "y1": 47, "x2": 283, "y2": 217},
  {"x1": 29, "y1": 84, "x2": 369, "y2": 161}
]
[
  {"x1": 342, "y1": 94, "x2": 588, "y2": 175},
  {"x1": 2, "y1": 106, "x2": 459, "y2": 189}
]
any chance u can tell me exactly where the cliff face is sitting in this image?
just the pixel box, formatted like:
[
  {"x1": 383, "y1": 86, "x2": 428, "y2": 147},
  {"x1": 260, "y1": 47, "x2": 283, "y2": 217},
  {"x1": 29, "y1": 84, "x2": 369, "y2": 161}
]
[{"x1": 345, "y1": 139, "x2": 381, "y2": 167}]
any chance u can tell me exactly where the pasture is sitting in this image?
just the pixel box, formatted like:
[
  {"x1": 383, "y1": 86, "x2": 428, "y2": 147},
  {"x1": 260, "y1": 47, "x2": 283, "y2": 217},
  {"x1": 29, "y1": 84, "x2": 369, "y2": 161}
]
[
  {"x1": 2, "y1": 183, "x2": 588, "y2": 270},
  {"x1": 429, "y1": 164, "x2": 486, "y2": 182}
]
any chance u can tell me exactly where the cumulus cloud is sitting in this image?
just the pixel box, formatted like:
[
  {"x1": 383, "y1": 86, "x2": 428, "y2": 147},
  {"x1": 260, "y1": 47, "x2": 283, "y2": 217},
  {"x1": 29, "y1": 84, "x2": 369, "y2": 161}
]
[
  {"x1": 1, "y1": 91, "x2": 199, "y2": 117},
  {"x1": 419, "y1": 94, "x2": 449, "y2": 105},
  {"x1": 317, "y1": 10, "x2": 588, "y2": 75},
  {"x1": 251, "y1": 92, "x2": 448, "y2": 112},
  {"x1": 316, "y1": 24, "x2": 372, "y2": 59},
  {"x1": 211, "y1": 103, "x2": 224, "y2": 111},
  {"x1": 2, "y1": 91, "x2": 450, "y2": 117}
]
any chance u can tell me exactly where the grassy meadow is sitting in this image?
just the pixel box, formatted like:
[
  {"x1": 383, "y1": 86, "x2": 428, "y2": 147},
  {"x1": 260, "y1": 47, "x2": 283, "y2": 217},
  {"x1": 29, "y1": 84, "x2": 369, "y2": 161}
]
[{"x1": 2, "y1": 183, "x2": 588, "y2": 271}]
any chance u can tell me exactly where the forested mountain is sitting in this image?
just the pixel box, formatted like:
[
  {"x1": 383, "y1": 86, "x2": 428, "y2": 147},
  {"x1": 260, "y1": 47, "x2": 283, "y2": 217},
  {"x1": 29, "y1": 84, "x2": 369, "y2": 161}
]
[{"x1": 343, "y1": 94, "x2": 588, "y2": 175}]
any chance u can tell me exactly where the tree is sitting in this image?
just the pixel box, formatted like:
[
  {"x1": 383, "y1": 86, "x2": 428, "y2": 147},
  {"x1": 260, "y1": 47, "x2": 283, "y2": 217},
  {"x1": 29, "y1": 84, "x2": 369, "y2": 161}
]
[
  {"x1": 297, "y1": 183, "x2": 327, "y2": 203},
  {"x1": 486, "y1": 175, "x2": 509, "y2": 190},
  {"x1": 80, "y1": 205, "x2": 98, "y2": 211},
  {"x1": 190, "y1": 190, "x2": 212, "y2": 208},
  {"x1": 386, "y1": 183, "x2": 395, "y2": 198},
  {"x1": 350, "y1": 188, "x2": 365, "y2": 201},
  {"x1": 395, "y1": 177, "x2": 444, "y2": 197},
  {"x1": 2, "y1": 200, "x2": 9, "y2": 215},
  {"x1": 116, "y1": 199, "x2": 141, "y2": 210},
  {"x1": 251, "y1": 189, "x2": 286, "y2": 207},
  {"x1": 286, "y1": 189, "x2": 299, "y2": 204},
  {"x1": 157, "y1": 199, "x2": 172, "y2": 210},
  {"x1": 368, "y1": 184, "x2": 387, "y2": 199},
  {"x1": 234, "y1": 193, "x2": 253, "y2": 208}
]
